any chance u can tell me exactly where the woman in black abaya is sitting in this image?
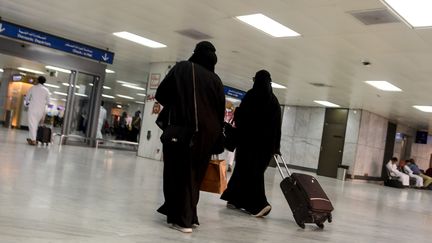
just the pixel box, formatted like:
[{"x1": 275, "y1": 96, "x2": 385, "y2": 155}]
[
  {"x1": 221, "y1": 70, "x2": 282, "y2": 217},
  {"x1": 155, "y1": 41, "x2": 225, "y2": 233}
]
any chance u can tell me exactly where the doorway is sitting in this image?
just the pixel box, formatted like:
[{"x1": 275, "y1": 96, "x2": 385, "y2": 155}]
[{"x1": 317, "y1": 109, "x2": 348, "y2": 178}]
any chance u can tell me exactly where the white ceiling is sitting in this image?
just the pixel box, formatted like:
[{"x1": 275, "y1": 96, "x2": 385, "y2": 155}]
[{"x1": 1, "y1": 0, "x2": 432, "y2": 130}]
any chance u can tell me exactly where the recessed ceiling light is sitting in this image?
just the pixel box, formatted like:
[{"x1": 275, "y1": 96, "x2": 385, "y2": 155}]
[
  {"x1": 54, "y1": 91, "x2": 68, "y2": 96},
  {"x1": 116, "y1": 94, "x2": 135, "y2": 100},
  {"x1": 45, "y1": 65, "x2": 71, "y2": 74},
  {"x1": 413, "y1": 106, "x2": 432, "y2": 113},
  {"x1": 103, "y1": 86, "x2": 111, "y2": 90},
  {"x1": 102, "y1": 94, "x2": 115, "y2": 99},
  {"x1": 117, "y1": 105, "x2": 122, "y2": 108},
  {"x1": 136, "y1": 93, "x2": 147, "y2": 97},
  {"x1": 122, "y1": 84, "x2": 145, "y2": 90},
  {"x1": 365, "y1": 81, "x2": 402, "y2": 92},
  {"x1": 113, "y1": 31, "x2": 167, "y2": 48},
  {"x1": 236, "y1": 13, "x2": 301, "y2": 37},
  {"x1": 44, "y1": 83, "x2": 60, "y2": 89},
  {"x1": 105, "y1": 69, "x2": 115, "y2": 74},
  {"x1": 89, "y1": 83, "x2": 94, "y2": 86},
  {"x1": 382, "y1": 0, "x2": 432, "y2": 28},
  {"x1": 314, "y1": 100, "x2": 341, "y2": 107},
  {"x1": 117, "y1": 80, "x2": 139, "y2": 86},
  {"x1": 0, "y1": 68, "x2": 3, "y2": 72},
  {"x1": 271, "y1": 82, "x2": 287, "y2": 89},
  {"x1": 18, "y1": 67, "x2": 45, "y2": 74},
  {"x1": 135, "y1": 101, "x2": 145, "y2": 105}
]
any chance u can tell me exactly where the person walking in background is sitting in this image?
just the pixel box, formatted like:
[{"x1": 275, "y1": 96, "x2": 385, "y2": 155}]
[
  {"x1": 96, "y1": 101, "x2": 107, "y2": 139},
  {"x1": 221, "y1": 70, "x2": 282, "y2": 217},
  {"x1": 116, "y1": 111, "x2": 128, "y2": 140},
  {"x1": 156, "y1": 41, "x2": 225, "y2": 233},
  {"x1": 25, "y1": 76, "x2": 50, "y2": 145},
  {"x1": 130, "y1": 110, "x2": 142, "y2": 142}
]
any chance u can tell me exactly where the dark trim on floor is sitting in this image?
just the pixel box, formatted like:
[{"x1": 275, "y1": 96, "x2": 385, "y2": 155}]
[
  {"x1": 348, "y1": 174, "x2": 383, "y2": 181},
  {"x1": 278, "y1": 163, "x2": 317, "y2": 173}
]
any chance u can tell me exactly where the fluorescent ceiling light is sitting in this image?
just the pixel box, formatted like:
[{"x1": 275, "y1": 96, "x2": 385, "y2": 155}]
[
  {"x1": 45, "y1": 65, "x2": 71, "y2": 74},
  {"x1": 61, "y1": 98, "x2": 67, "y2": 102},
  {"x1": 105, "y1": 69, "x2": 115, "y2": 74},
  {"x1": 365, "y1": 81, "x2": 402, "y2": 92},
  {"x1": 17, "y1": 67, "x2": 45, "y2": 74},
  {"x1": 102, "y1": 94, "x2": 115, "y2": 99},
  {"x1": 135, "y1": 101, "x2": 145, "y2": 105},
  {"x1": 117, "y1": 80, "x2": 138, "y2": 86},
  {"x1": 103, "y1": 86, "x2": 111, "y2": 90},
  {"x1": 54, "y1": 91, "x2": 68, "y2": 96},
  {"x1": 19, "y1": 72, "x2": 27, "y2": 76},
  {"x1": 50, "y1": 98, "x2": 58, "y2": 101},
  {"x1": 44, "y1": 83, "x2": 60, "y2": 89},
  {"x1": 413, "y1": 106, "x2": 432, "y2": 113},
  {"x1": 74, "y1": 93, "x2": 88, "y2": 97},
  {"x1": 116, "y1": 94, "x2": 135, "y2": 100},
  {"x1": 122, "y1": 83, "x2": 145, "y2": 90},
  {"x1": 136, "y1": 93, "x2": 147, "y2": 97},
  {"x1": 314, "y1": 100, "x2": 341, "y2": 108},
  {"x1": 271, "y1": 82, "x2": 287, "y2": 89},
  {"x1": 117, "y1": 105, "x2": 122, "y2": 108},
  {"x1": 0, "y1": 68, "x2": 3, "y2": 72},
  {"x1": 62, "y1": 83, "x2": 80, "y2": 88},
  {"x1": 89, "y1": 83, "x2": 94, "y2": 86},
  {"x1": 382, "y1": 0, "x2": 432, "y2": 28},
  {"x1": 236, "y1": 13, "x2": 301, "y2": 37},
  {"x1": 113, "y1": 31, "x2": 167, "y2": 48}
]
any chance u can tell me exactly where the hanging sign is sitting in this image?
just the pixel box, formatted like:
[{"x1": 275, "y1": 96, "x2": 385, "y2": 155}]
[
  {"x1": 224, "y1": 86, "x2": 246, "y2": 100},
  {"x1": 0, "y1": 20, "x2": 114, "y2": 64}
]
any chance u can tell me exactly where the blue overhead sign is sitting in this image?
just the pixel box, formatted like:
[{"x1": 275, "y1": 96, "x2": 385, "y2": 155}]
[
  {"x1": 224, "y1": 86, "x2": 246, "y2": 100},
  {"x1": 0, "y1": 20, "x2": 114, "y2": 64}
]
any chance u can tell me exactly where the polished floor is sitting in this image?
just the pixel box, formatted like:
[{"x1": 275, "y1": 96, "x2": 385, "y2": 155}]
[{"x1": 0, "y1": 128, "x2": 430, "y2": 242}]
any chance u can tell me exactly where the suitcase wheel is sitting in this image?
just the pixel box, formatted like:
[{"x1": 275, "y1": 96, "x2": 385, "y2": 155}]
[
  {"x1": 328, "y1": 213, "x2": 332, "y2": 223},
  {"x1": 316, "y1": 223, "x2": 324, "y2": 229}
]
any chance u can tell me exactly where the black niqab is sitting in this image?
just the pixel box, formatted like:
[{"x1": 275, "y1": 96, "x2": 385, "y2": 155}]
[{"x1": 189, "y1": 41, "x2": 217, "y2": 72}]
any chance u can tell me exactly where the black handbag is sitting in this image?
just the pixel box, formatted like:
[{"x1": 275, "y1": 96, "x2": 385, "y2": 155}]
[
  {"x1": 160, "y1": 63, "x2": 198, "y2": 147},
  {"x1": 223, "y1": 122, "x2": 237, "y2": 152}
]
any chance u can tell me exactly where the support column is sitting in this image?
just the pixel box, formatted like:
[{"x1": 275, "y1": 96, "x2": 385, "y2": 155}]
[{"x1": 137, "y1": 62, "x2": 175, "y2": 160}]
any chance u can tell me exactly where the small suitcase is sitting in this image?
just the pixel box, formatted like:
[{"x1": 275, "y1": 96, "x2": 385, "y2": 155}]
[
  {"x1": 36, "y1": 126, "x2": 52, "y2": 145},
  {"x1": 274, "y1": 155, "x2": 333, "y2": 229}
]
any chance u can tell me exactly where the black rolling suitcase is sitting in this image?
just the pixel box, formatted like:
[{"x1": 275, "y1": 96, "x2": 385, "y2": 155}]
[
  {"x1": 36, "y1": 126, "x2": 52, "y2": 145},
  {"x1": 274, "y1": 155, "x2": 333, "y2": 229}
]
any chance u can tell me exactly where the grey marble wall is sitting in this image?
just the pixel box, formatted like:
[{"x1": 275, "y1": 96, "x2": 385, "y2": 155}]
[
  {"x1": 352, "y1": 111, "x2": 388, "y2": 177},
  {"x1": 280, "y1": 106, "x2": 325, "y2": 169},
  {"x1": 341, "y1": 110, "x2": 361, "y2": 175},
  {"x1": 411, "y1": 143, "x2": 432, "y2": 170}
]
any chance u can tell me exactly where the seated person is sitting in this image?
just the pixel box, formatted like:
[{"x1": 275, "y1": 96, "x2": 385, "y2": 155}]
[
  {"x1": 407, "y1": 159, "x2": 432, "y2": 188},
  {"x1": 386, "y1": 157, "x2": 409, "y2": 186},
  {"x1": 401, "y1": 160, "x2": 423, "y2": 188}
]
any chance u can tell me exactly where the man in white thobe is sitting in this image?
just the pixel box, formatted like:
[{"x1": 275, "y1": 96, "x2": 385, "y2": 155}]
[
  {"x1": 96, "y1": 101, "x2": 107, "y2": 139},
  {"x1": 386, "y1": 157, "x2": 409, "y2": 186},
  {"x1": 25, "y1": 76, "x2": 50, "y2": 145}
]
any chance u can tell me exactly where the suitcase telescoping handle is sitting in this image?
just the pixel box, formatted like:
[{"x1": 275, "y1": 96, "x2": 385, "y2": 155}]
[{"x1": 274, "y1": 154, "x2": 292, "y2": 179}]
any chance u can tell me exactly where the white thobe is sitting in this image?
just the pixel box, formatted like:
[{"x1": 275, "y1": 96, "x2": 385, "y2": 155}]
[
  {"x1": 404, "y1": 165, "x2": 423, "y2": 187},
  {"x1": 96, "y1": 106, "x2": 107, "y2": 139},
  {"x1": 25, "y1": 84, "x2": 50, "y2": 140},
  {"x1": 386, "y1": 161, "x2": 409, "y2": 186}
]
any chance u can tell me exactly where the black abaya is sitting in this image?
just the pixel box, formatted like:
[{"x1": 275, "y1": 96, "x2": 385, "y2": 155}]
[
  {"x1": 221, "y1": 70, "x2": 282, "y2": 215},
  {"x1": 156, "y1": 61, "x2": 225, "y2": 228}
]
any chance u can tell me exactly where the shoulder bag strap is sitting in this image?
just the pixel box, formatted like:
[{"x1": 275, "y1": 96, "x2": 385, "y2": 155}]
[{"x1": 192, "y1": 63, "x2": 198, "y2": 132}]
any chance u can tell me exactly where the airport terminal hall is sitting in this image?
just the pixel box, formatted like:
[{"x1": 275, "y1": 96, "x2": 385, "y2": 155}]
[{"x1": 1, "y1": 0, "x2": 432, "y2": 242}]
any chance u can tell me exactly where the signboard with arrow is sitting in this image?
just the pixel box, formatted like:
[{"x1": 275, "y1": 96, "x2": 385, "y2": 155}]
[{"x1": 0, "y1": 20, "x2": 114, "y2": 64}]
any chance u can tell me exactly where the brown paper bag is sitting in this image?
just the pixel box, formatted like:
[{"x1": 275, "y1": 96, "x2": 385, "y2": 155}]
[{"x1": 200, "y1": 158, "x2": 227, "y2": 194}]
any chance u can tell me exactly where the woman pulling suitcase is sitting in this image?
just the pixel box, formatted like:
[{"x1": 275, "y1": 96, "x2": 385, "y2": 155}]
[{"x1": 221, "y1": 70, "x2": 282, "y2": 217}]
